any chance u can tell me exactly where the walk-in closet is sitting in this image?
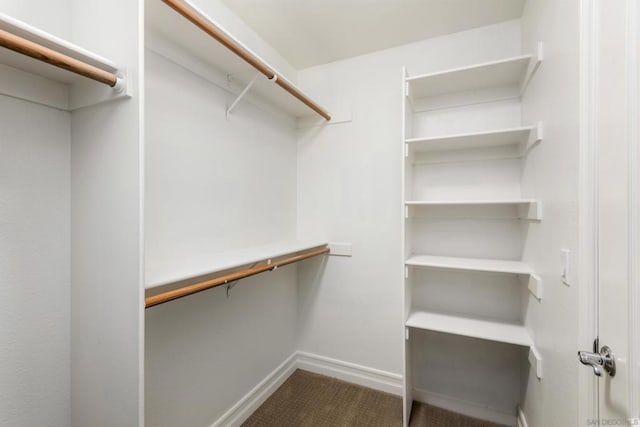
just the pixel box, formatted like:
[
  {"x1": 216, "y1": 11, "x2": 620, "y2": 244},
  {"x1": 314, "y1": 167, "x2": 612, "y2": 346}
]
[{"x1": 2, "y1": 1, "x2": 639, "y2": 426}]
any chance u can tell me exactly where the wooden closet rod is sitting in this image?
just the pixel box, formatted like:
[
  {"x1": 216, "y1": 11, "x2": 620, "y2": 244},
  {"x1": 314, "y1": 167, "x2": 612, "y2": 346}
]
[
  {"x1": 145, "y1": 246, "x2": 330, "y2": 308},
  {"x1": 161, "y1": 0, "x2": 331, "y2": 121},
  {"x1": 0, "y1": 28, "x2": 119, "y2": 87}
]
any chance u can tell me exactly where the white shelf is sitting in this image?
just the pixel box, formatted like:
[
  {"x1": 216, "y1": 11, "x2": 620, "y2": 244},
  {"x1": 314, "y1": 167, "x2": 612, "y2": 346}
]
[
  {"x1": 0, "y1": 13, "x2": 128, "y2": 110},
  {"x1": 406, "y1": 309, "x2": 533, "y2": 347},
  {"x1": 145, "y1": 0, "x2": 329, "y2": 120},
  {"x1": 146, "y1": 240, "x2": 328, "y2": 289},
  {"x1": 405, "y1": 199, "x2": 542, "y2": 220},
  {"x1": 405, "y1": 199, "x2": 536, "y2": 207},
  {"x1": 406, "y1": 125, "x2": 541, "y2": 154},
  {"x1": 407, "y1": 50, "x2": 541, "y2": 100},
  {"x1": 405, "y1": 255, "x2": 533, "y2": 275},
  {"x1": 405, "y1": 45, "x2": 543, "y2": 111}
]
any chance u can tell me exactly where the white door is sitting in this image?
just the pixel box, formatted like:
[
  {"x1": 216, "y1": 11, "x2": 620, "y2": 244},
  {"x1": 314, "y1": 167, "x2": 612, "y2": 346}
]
[{"x1": 580, "y1": 0, "x2": 640, "y2": 423}]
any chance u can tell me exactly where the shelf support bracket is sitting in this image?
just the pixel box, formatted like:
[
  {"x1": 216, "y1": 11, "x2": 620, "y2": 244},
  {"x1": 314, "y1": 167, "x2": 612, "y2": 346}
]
[
  {"x1": 529, "y1": 346, "x2": 543, "y2": 379},
  {"x1": 519, "y1": 121, "x2": 544, "y2": 157},
  {"x1": 520, "y1": 42, "x2": 544, "y2": 95},
  {"x1": 226, "y1": 72, "x2": 260, "y2": 119},
  {"x1": 226, "y1": 260, "x2": 260, "y2": 297},
  {"x1": 520, "y1": 273, "x2": 543, "y2": 300},
  {"x1": 517, "y1": 200, "x2": 543, "y2": 221}
]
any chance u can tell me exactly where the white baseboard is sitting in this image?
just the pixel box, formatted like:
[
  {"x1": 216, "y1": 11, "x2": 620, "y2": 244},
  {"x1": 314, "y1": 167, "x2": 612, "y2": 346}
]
[
  {"x1": 413, "y1": 388, "x2": 517, "y2": 427},
  {"x1": 296, "y1": 351, "x2": 403, "y2": 396},
  {"x1": 211, "y1": 352, "x2": 298, "y2": 427},
  {"x1": 211, "y1": 351, "x2": 403, "y2": 427},
  {"x1": 517, "y1": 407, "x2": 529, "y2": 427}
]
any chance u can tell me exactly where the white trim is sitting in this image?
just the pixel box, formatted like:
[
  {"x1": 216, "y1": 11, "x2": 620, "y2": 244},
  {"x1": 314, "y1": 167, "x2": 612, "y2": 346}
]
[
  {"x1": 412, "y1": 387, "x2": 517, "y2": 426},
  {"x1": 137, "y1": 0, "x2": 146, "y2": 424},
  {"x1": 578, "y1": 0, "x2": 599, "y2": 422},
  {"x1": 210, "y1": 351, "x2": 403, "y2": 427},
  {"x1": 626, "y1": 0, "x2": 640, "y2": 417},
  {"x1": 516, "y1": 407, "x2": 529, "y2": 427},
  {"x1": 210, "y1": 353, "x2": 298, "y2": 427},
  {"x1": 401, "y1": 66, "x2": 412, "y2": 427},
  {"x1": 296, "y1": 351, "x2": 403, "y2": 396}
]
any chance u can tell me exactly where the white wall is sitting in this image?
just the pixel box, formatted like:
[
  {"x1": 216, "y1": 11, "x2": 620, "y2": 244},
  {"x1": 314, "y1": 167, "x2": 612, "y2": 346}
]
[
  {"x1": 519, "y1": 0, "x2": 581, "y2": 425},
  {"x1": 0, "y1": 2, "x2": 72, "y2": 426},
  {"x1": 0, "y1": 0, "x2": 71, "y2": 39},
  {"x1": 144, "y1": 50, "x2": 299, "y2": 426},
  {"x1": 0, "y1": 95, "x2": 70, "y2": 427},
  {"x1": 296, "y1": 20, "x2": 522, "y2": 377},
  {"x1": 69, "y1": 1, "x2": 143, "y2": 426}
]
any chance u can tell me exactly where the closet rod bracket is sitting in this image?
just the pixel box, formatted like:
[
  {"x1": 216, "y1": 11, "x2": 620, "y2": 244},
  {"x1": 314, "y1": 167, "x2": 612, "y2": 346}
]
[
  {"x1": 226, "y1": 261, "x2": 260, "y2": 297},
  {"x1": 226, "y1": 72, "x2": 260, "y2": 118},
  {"x1": 68, "y1": 69, "x2": 132, "y2": 111}
]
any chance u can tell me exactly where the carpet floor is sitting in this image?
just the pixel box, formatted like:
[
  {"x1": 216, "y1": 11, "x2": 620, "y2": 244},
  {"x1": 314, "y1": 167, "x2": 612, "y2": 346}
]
[{"x1": 241, "y1": 369, "x2": 505, "y2": 427}]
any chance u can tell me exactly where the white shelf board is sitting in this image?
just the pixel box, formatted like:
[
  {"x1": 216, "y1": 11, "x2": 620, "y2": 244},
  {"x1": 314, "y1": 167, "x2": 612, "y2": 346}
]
[
  {"x1": 406, "y1": 310, "x2": 533, "y2": 347},
  {"x1": 405, "y1": 255, "x2": 533, "y2": 275},
  {"x1": 405, "y1": 199, "x2": 536, "y2": 206},
  {"x1": 0, "y1": 13, "x2": 128, "y2": 110},
  {"x1": 406, "y1": 126, "x2": 536, "y2": 153},
  {"x1": 0, "y1": 12, "x2": 118, "y2": 84},
  {"x1": 145, "y1": 0, "x2": 329, "y2": 120},
  {"x1": 146, "y1": 240, "x2": 328, "y2": 289},
  {"x1": 405, "y1": 199, "x2": 543, "y2": 221},
  {"x1": 407, "y1": 54, "x2": 534, "y2": 100}
]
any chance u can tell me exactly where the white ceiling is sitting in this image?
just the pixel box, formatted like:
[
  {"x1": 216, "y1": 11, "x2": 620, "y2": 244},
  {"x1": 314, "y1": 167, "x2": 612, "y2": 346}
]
[{"x1": 220, "y1": 0, "x2": 526, "y2": 69}]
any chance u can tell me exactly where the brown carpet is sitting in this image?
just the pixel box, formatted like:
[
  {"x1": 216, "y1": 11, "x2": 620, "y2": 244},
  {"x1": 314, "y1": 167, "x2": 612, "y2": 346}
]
[{"x1": 242, "y1": 369, "x2": 505, "y2": 427}]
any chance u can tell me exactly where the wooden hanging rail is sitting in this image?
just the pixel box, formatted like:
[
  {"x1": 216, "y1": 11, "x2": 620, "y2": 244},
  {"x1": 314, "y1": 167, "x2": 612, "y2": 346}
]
[
  {"x1": 145, "y1": 246, "x2": 330, "y2": 308},
  {"x1": 161, "y1": 0, "x2": 331, "y2": 121},
  {"x1": 0, "y1": 28, "x2": 120, "y2": 87}
]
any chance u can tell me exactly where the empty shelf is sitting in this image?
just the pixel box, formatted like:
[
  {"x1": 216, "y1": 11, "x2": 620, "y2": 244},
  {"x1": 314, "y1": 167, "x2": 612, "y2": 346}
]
[
  {"x1": 407, "y1": 54, "x2": 537, "y2": 100},
  {"x1": 406, "y1": 310, "x2": 533, "y2": 347},
  {"x1": 405, "y1": 255, "x2": 533, "y2": 275},
  {"x1": 146, "y1": 240, "x2": 328, "y2": 289},
  {"x1": 405, "y1": 199, "x2": 536, "y2": 206},
  {"x1": 405, "y1": 199, "x2": 542, "y2": 220},
  {"x1": 406, "y1": 126, "x2": 538, "y2": 153}
]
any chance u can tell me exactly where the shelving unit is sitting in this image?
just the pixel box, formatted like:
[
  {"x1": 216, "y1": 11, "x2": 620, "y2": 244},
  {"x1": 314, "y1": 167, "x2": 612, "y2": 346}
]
[
  {"x1": 406, "y1": 254, "x2": 542, "y2": 300},
  {"x1": 405, "y1": 310, "x2": 533, "y2": 347},
  {"x1": 146, "y1": 240, "x2": 329, "y2": 290},
  {"x1": 405, "y1": 199, "x2": 542, "y2": 220},
  {"x1": 0, "y1": 12, "x2": 130, "y2": 110},
  {"x1": 405, "y1": 199, "x2": 535, "y2": 206},
  {"x1": 145, "y1": 0, "x2": 330, "y2": 121},
  {"x1": 406, "y1": 44, "x2": 542, "y2": 111},
  {"x1": 407, "y1": 54, "x2": 533, "y2": 98},
  {"x1": 405, "y1": 254, "x2": 532, "y2": 275},
  {"x1": 405, "y1": 309, "x2": 542, "y2": 380},
  {"x1": 405, "y1": 124, "x2": 542, "y2": 154},
  {"x1": 401, "y1": 45, "x2": 544, "y2": 426}
]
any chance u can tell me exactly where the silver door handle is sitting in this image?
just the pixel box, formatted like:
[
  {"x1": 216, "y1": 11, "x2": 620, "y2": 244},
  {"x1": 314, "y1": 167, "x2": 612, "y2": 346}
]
[{"x1": 578, "y1": 345, "x2": 616, "y2": 377}]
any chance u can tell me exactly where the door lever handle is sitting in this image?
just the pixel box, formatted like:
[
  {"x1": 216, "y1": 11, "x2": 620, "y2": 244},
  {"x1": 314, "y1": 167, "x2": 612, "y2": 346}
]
[
  {"x1": 578, "y1": 351, "x2": 604, "y2": 376},
  {"x1": 578, "y1": 345, "x2": 616, "y2": 377}
]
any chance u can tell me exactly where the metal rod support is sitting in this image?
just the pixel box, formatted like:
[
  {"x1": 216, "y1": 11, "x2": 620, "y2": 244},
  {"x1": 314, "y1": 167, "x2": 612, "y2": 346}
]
[{"x1": 226, "y1": 73, "x2": 260, "y2": 117}]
